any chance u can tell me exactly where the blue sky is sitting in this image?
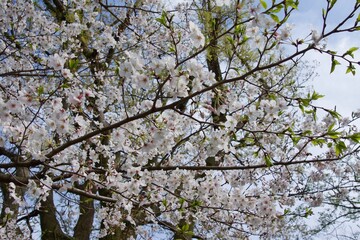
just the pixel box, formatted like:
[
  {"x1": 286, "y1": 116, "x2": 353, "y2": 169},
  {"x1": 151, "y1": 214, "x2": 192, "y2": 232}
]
[{"x1": 290, "y1": 0, "x2": 360, "y2": 117}]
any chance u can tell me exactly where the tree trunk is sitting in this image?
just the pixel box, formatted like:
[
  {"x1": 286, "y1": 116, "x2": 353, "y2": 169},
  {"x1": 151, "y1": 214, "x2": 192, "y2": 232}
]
[
  {"x1": 73, "y1": 181, "x2": 96, "y2": 240},
  {"x1": 40, "y1": 190, "x2": 72, "y2": 240}
]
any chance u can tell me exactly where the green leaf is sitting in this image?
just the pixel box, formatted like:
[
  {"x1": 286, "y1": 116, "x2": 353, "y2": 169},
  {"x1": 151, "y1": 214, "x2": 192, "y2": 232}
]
[
  {"x1": 264, "y1": 154, "x2": 273, "y2": 167},
  {"x1": 329, "y1": 0, "x2": 337, "y2": 8},
  {"x1": 61, "y1": 83, "x2": 70, "y2": 89},
  {"x1": 68, "y1": 58, "x2": 79, "y2": 71},
  {"x1": 155, "y1": 17, "x2": 166, "y2": 26},
  {"x1": 226, "y1": 36, "x2": 234, "y2": 45},
  {"x1": 291, "y1": 135, "x2": 301, "y2": 145},
  {"x1": 79, "y1": 30, "x2": 90, "y2": 46},
  {"x1": 311, "y1": 91, "x2": 324, "y2": 100},
  {"x1": 169, "y1": 45, "x2": 176, "y2": 53},
  {"x1": 335, "y1": 140, "x2": 346, "y2": 156},
  {"x1": 311, "y1": 138, "x2": 326, "y2": 146},
  {"x1": 270, "y1": 14, "x2": 280, "y2": 23},
  {"x1": 190, "y1": 200, "x2": 202, "y2": 208},
  {"x1": 37, "y1": 86, "x2": 44, "y2": 95},
  {"x1": 327, "y1": 122, "x2": 335, "y2": 132},
  {"x1": 330, "y1": 58, "x2": 341, "y2": 73},
  {"x1": 348, "y1": 133, "x2": 360, "y2": 143},
  {"x1": 179, "y1": 198, "x2": 185, "y2": 208},
  {"x1": 260, "y1": 0, "x2": 268, "y2": 9},
  {"x1": 181, "y1": 223, "x2": 189, "y2": 231},
  {"x1": 65, "y1": 12, "x2": 76, "y2": 23},
  {"x1": 343, "y1": 47, "x2": 359, "y2": 58},
  {"x1": 272, "y1": 5, "x2": 283, "y2": 13},
  {"x1": 327, "y1": 130, "x2": 340, "y2": 139},
  {"x1": 305, "y1": 208, "x2": 313, "y2": 218},
  {"x1": 286, "y1": 0, "x2": 299, "y2": 9},
  {"x1": 299, "y1": 104, "x2": 305, "y2": 113},
  {"x1": 327, "y1": 50, "x2": 337, "y2": 55},
  {"x1": 303, "y1": 130, "x2": 313, "y2": 136},
  {"x1": 326, "y1": 109, "x2": 341, "y2": 119},
  {"x1": 299, "y1": 98, "x2": 311, "y2": 107},
  {"x1": 234, "y1": 25, "x2": 245, "y2": 35},
  {"x1": 346, "y1": 63, "x2": 356, "y2": 75},
  {"x1": 155, "y1": 11, "x2": 168, "y2": 27}
]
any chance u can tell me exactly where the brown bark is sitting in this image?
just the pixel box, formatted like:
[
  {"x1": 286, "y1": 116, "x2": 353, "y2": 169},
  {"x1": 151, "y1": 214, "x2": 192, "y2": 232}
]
[
  {"x1": 73, "y1": 182, "x2": 96, "y2": 240},
  {"x1": 0, "y1": 183, "x2": 18, "y2": 225},
  {"x1": 206, "y1": 17, "x2": 227, "y2": 128},
  {"x1": 40, "y1": 190, "x2": 73, "y2": 240},
  {"x1": 0, "y1": 161, "x2": 30, "y2": 233}
]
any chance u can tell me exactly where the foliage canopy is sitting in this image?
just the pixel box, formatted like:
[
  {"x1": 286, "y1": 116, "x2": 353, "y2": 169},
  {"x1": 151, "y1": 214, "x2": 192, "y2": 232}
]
[{"x1": 1, "y1": 0, "x2": 360, "y2": 239}]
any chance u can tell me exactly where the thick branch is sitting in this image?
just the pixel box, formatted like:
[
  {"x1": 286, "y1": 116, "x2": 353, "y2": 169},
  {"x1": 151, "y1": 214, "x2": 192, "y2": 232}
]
[
  {"x1": 0, "y1": 147, "x2": 18, "y2": 160},
  {"x1": 0, "y1": 173, "x2": 117, "y2": 203},
  {"x1": 143, "y1": 156, "x2": 347, "y2": 171}
]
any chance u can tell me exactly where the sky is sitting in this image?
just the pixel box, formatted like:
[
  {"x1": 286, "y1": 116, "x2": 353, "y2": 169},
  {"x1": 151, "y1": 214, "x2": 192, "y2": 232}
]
[{"x1": 290, "y1": 0, "x2": 360, "y2": 117}]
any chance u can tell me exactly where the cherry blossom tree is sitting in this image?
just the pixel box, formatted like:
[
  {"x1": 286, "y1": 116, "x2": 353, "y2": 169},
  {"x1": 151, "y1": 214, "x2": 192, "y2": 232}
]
[{"x1": 1, "y1": 0, "x2": 360, "y2": 239}]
